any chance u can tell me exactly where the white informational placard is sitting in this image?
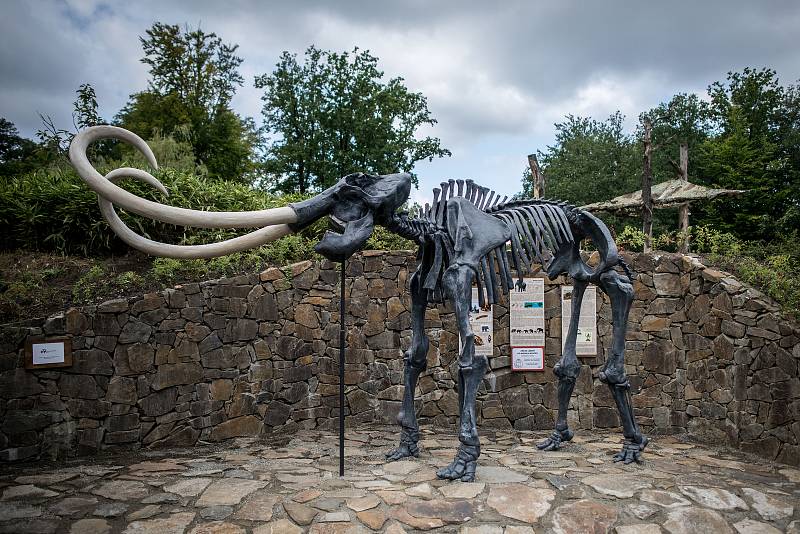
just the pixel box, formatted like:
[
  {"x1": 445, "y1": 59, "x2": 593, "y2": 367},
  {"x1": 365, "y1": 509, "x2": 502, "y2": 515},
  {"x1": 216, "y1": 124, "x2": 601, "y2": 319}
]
[
  {"x1": 460, "y1": 287, "x2": 493, "y2": 356},
  {"x1": 512, "y1": 346, "x2": 544, "y2": 371},
  {"x1": 31, "y1": 342, "x2": 66, "y2": 365},
  {"x1": 510, "y1": 277, "x2": 545, "y2": 371},
  {"x1": 561, "y1": 285, "x2": 597, "y2": 356}
]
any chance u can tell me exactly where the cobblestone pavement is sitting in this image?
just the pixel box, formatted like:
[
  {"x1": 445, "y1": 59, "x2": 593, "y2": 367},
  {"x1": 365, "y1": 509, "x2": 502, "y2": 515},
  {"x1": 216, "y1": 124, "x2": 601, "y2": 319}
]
[{"x1": 1, "y1": 426, "x2": 798, "y2": 533}]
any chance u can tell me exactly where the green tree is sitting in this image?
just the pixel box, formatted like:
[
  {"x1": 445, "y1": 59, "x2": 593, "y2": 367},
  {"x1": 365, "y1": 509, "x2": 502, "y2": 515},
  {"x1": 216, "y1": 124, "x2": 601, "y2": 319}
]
[
  {"x1": 0, "y1": 118, "x2": 39, "y2": 179},
  {"x1": 693, "y1": 68, "x2": 799, "y2": 240},
  {"x1": 73, "y1": 83, "x2": 102, "y2": 130},
  {"x1": 255, "y1": 46, "x2": 450, "y2": 193},
  {"x1": 523, "y1": 112, "x2": 639, "y2": 206},
  {"x1": 641, "y1": 93, "x2": 711, "y2": 181},
  {"x1": 33, "y1": 83, "x2": 113, "y2": 166},
  {"x1": 116, "y1": 23, "x2": 256, "y2": 183}
]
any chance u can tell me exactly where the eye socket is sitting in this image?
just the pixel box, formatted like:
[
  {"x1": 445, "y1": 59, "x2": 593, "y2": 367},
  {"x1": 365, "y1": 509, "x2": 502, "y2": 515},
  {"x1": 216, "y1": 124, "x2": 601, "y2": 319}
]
[
  {"x1": 344, "y1": 173, "x2": 372, "y2": 188},
  {"x1": 331, "y1": 196, "x2": 368, "y2": 222}
]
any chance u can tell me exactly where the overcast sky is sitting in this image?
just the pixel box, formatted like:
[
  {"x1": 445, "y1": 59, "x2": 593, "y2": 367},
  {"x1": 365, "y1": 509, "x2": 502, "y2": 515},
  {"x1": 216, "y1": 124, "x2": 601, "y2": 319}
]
[{"x1": 2, "y1": 1, "x2": 799, "y2": 205}]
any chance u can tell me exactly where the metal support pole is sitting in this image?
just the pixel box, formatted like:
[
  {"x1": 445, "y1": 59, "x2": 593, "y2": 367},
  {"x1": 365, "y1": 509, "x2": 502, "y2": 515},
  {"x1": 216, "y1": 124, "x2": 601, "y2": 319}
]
[{"x1": 339, "y1": 260, "x2": 346, "y2": 477}]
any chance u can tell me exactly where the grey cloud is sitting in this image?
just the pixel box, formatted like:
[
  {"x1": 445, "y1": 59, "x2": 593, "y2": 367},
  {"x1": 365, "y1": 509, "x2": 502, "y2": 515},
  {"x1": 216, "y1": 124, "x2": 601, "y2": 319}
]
[{"x1": 1, "y1": 0, "x2": 798, "y2": 198}]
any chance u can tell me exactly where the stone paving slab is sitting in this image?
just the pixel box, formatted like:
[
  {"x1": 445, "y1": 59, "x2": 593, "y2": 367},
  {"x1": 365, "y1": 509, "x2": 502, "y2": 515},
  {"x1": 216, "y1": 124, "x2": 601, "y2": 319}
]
[{"x1": 0, "y1": 426, "x2": 798, "y2": 533}]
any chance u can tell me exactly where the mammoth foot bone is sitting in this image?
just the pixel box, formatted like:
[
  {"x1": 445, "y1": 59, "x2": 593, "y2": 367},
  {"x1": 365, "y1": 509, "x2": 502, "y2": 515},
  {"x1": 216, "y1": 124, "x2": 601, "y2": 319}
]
[
  {"x1": 386, "y1": 427, "x2": 420, "y2": 462},
  {"x1": 436, "y1": 444, "x2": 479, "y2": 482},
  {"x1": 385, "y1": 441, "x2": 419, "y2": 462},
  {"x1": 614, "y1": 435, "x2": 649, "y2": 464},
  {"x1": 536, "y1": 427, "x2": 574, "y2": 452}
]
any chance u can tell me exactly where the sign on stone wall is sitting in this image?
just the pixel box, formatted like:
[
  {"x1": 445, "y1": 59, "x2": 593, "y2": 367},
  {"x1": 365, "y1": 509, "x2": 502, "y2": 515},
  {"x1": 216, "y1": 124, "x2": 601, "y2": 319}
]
[
  {"x1": 24, "y1": 337, "x2": 72, "y2": 369},
  {"x1": 561, "y1": 285, "x2": 597, "y2": 356},
  {"x1": 510, "y1": 277, "x2": 545, "y2": 371},
  {"x1": 462, "y1": 287, "x2": 493, "y2": 356}
]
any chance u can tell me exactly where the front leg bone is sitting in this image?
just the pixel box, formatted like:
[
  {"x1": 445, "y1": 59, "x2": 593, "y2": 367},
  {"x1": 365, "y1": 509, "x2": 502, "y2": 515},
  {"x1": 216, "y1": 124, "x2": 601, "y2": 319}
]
[{"x1": 387, "y1": 271, "x2": 428, "y2": 462}]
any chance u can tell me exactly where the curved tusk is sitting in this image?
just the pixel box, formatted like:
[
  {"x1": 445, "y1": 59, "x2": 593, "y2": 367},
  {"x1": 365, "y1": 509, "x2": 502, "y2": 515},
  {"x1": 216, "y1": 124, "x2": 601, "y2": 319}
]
[
  {"x1": 99, "y1": 167, "x2": 293, "y2": 258},
  {"x1": 69, "y1": 125, "x2": 298, "y2": 229}
]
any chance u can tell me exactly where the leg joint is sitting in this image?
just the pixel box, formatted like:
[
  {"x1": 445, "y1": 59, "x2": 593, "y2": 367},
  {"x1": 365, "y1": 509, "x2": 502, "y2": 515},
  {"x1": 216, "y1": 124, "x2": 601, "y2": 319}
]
[
  {"x1": 459, "y1": 355, "x2": 488, "y2": 374},
  {"x1": 554, "y1": 359, "x2": 581, "y2": 380},
  {"x1": 404, "y1": 354, "x2": 427, "y2": 371},
  {"x1": 599, "y1": 366, "x2": 628, "y2": 386}
]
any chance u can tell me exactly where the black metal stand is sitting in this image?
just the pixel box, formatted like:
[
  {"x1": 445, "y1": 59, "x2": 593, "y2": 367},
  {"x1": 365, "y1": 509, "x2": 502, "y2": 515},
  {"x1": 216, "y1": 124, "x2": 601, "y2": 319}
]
[{"x1": 339, "y1": 260, "x2": 346, "y2": 477}]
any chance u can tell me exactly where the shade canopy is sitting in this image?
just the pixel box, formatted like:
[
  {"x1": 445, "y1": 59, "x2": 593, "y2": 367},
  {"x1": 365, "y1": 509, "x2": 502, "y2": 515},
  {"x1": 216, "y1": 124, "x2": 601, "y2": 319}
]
[{"x1": 582, "y1": 178, "x2": 745, "y2": 213}]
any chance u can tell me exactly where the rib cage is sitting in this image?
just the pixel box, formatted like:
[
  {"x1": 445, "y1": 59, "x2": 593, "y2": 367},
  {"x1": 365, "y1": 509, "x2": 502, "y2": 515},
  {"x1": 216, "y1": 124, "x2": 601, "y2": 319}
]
[
  {"x1": 384, "y1": 179, "x2": 583, "y2": 306},
  {"x1": 489, "y1": 199, "x2": 577, "y2": 274}
]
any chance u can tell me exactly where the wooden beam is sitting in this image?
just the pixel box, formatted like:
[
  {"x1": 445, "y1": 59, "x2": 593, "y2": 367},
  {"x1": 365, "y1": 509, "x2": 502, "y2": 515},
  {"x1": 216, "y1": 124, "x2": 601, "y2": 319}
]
[
  {"x1": 677, "y1": 143, "x2": 690, "y2": 253},
  {"x1": 641, "y1": 119, "x2": 653, "y2": 253},
  {"x1": 527, "y1": 154, "x2": 545, "y2": 199},
  {"x1": 679, "y1": 143, "x2": 688, "y2": 181}
]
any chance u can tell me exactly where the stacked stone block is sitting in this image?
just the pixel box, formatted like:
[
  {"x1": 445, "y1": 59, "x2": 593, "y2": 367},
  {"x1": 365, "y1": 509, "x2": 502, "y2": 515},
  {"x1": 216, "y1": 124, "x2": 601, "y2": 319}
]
[{"x1": 0, "y1": 251, "x2": 797, "y2": 466}]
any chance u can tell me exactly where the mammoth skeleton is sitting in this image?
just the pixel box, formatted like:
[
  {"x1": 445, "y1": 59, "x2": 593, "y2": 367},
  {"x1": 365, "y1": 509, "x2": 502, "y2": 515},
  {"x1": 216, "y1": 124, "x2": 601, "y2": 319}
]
[{"x1": 71, "y1": 126, "x2": 646, "y2": 482}]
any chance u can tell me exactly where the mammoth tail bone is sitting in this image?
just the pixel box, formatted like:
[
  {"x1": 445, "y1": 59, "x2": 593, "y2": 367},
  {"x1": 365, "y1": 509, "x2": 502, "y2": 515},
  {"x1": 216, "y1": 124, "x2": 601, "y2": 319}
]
[{"x1": 69, "y1": 126, "x2": 298, "y2": 259}]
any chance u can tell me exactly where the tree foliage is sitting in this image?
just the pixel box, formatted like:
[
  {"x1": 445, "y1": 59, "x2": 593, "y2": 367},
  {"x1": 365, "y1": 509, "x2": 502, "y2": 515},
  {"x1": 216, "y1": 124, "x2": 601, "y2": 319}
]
[
  {"x1": 0, "y1": 118, "x2": 38, "y2": 179},
  {"x1": 73, "y1": 83, "x2": 103, "y2": 130},
  {"x1": 116, "y1": 23, "x2": 256, "y2": 183},
  {"x1": 523, "y1": 68, "x2": 800, "y2": 242},
  {"x1": 640, "y1": 93, "x2": 711, "y2": 181},
  {"x1": 256, "y1": 46, "x2": 450, "y2": 193},
  {"x1": 523, "y1": 112, "x2": 639, "y2": 206},
  {"x1": 693, "y1": 68, "x2": 800, "y2": 239},
  {"x1": 139, "y1": 22, "x2": 244, "y2": 112}
]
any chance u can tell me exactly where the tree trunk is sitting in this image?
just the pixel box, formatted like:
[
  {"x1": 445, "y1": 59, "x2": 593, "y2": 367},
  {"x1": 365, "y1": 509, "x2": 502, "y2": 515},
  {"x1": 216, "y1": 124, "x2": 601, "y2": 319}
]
[
  {"x1": 641, "y1": 119, "x2": 653, "y2": 253},
  {"x1": 677, "y1": 143, "x2": 689, "y2": 253},
  {"x1": 298, "y1": 161, "x2": 306, "y2": 195},
  {"x1": 678, "y1": 204, "x2": 689, "y2": 253},
  {"x1": 528, "y1": 154, "x2": 545, "y2": 199}
]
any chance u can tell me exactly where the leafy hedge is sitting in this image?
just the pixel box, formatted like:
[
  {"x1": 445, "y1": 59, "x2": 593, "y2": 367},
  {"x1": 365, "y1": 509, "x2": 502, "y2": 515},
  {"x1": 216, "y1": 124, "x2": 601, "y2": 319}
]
[
  {"x1": 617, "y1": 225, "x2": 799, "y2": 318},
  {"x1": 0, "y1": 165, "x2": 413, "y2": 258},
  {"x1": 0, "y1": 165, "x2": 299, "y2": 255}
]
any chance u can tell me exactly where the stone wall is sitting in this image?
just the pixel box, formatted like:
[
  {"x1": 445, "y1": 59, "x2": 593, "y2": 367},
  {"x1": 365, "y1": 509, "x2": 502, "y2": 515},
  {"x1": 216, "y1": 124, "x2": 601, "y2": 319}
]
[{"x1": 0, "y1": 251, "x2": 798, "y2": 466}]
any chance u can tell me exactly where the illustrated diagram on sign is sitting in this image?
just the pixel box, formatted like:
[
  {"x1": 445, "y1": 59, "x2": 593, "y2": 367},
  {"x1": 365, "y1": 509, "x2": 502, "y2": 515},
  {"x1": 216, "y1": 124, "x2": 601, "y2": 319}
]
[
  {"x1": 462, "y1": 287, "x2": 493, "y2": 356},
  {"x1": 510, "y1": 277, "x2": 545, "y2": 370},
  {"x1": 561, "y1": 285, "x2": 597, "y2": 356}
]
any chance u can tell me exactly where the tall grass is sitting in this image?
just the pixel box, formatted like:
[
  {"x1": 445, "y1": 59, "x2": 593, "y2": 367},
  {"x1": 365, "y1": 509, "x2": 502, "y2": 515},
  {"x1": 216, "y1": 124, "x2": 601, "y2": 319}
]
[
  {"x1": 0, "y1": 165, "x2": 307, "y2": 255},
  {"x1": 616, "y1": 224, "x2": 799, "y2": 318},
  {"x1": 0, "y1": 163, "x2": 414, "y2": 265}
]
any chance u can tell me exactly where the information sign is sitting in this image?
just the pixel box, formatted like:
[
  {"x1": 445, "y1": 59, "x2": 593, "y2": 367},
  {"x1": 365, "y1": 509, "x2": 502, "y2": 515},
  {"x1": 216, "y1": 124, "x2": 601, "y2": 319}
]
[
  {"x1": 561, "y1": 285, "x2": 597, "y2": 356},
  {"x1": 510, "y1": 277, "x2": 545, "y2": 370},
  {"x1": 461, "y1": 287, "x2": 493, "y2": 356}
]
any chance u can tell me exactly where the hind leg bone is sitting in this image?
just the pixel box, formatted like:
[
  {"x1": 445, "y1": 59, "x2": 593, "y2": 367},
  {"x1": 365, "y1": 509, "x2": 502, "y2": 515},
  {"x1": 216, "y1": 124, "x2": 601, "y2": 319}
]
[
  {"x1": 597, "y1": 268, "x2": 648, "y2": 463},
  {"x1": 538, "y1": 278, "x2": 586, "y2": 451},
  {"x1": 436, "y1": 264, "x2": 487, "y2": 482}
]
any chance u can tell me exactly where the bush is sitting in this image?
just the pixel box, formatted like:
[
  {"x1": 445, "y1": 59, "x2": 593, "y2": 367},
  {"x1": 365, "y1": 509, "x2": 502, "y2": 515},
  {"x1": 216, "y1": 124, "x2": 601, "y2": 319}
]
[
  {"x1": 616, "y1": 226, "x2": 647, "y2": 252},
  {"x1": 0, "y1": 165, "x2": 311, "y2": 256},
  {"x1": 72, "y1": 265, "x2": 107, "y2": 303},
  {"x1": 613, "y1": 225, "x2": 798, "y2": 317},
  {"x1": 147, "y1": 233, "x2": 322, "y2": 285},
  {"x1": 690, "y1": 225, "x2": 742, "y2": 255}
]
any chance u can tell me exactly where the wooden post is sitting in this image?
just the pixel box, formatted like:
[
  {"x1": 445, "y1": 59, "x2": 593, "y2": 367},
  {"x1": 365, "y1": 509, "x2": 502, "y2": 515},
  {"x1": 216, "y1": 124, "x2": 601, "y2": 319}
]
[
  {"x1": 528, "y1": 154, "x2": 545, "y2": 199},
  {"x1": 677, "y1": 143, "x2": 690, "y2": 254},
  {"x1": 641, "y1": 119, "x2": 653, "y2": 253}
]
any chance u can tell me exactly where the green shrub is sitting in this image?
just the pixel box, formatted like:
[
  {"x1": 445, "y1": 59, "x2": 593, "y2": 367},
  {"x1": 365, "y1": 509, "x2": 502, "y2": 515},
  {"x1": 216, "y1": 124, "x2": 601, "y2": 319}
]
[
  {"x1": 366, "y1": 225, "x2": 414, "y2": 251},
  {"x1": 72, "y1": 265, "x2": 106, "y2": 303},
  {"x1": 115, "y1": 270, "x2": 144, "y2": 289},
  {"x1": 690, "y1": 225, "x2": 742, "y2": 255},
  {"x1": 0, "y1": 165, "x2": 312, "y2": 256},
  {"x1": 616, "y1": 226, "x2": 647, "y2": 252},
  {"x1": 148, "y1": 234, "x2": 321, "y2": 286}
]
